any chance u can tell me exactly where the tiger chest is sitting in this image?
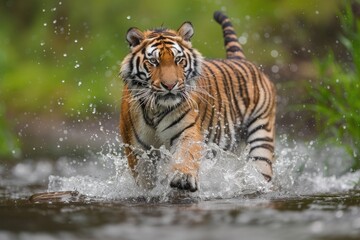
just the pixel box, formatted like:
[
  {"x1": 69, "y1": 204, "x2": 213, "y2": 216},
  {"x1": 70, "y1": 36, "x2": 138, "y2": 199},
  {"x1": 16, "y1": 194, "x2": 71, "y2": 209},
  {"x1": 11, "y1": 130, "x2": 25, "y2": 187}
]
[{"x1": 133, "y1": 108, "x2": 199, "y2": 151}]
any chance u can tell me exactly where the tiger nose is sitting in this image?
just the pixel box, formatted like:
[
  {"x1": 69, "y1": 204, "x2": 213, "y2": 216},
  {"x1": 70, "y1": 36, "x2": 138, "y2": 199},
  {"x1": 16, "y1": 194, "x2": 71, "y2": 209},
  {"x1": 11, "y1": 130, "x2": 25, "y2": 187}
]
[{"x1": 161, "y1": 81, "x2": 178, "y2": 90}]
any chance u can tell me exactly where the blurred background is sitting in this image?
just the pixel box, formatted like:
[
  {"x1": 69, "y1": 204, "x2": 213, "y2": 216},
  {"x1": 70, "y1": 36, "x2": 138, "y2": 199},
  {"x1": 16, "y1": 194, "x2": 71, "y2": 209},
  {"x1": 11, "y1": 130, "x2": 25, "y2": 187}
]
[{"x1": 0, "y1": 0, "x2": 359, "y2": 169}]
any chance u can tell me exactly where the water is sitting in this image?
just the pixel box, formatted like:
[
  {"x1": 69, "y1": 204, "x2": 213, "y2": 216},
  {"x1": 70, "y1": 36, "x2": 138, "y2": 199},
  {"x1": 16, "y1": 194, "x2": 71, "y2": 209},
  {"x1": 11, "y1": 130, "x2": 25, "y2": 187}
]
[{"x1": 1, "y1": 136, "x2": 360, "y2": 240}]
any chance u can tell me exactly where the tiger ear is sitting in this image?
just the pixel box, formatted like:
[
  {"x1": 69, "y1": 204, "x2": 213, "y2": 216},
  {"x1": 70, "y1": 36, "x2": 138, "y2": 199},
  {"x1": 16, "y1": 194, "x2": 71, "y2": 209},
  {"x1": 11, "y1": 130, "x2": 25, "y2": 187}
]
[
  {"x1": 126, "y1": 27, "x2": 144, "y2": 47},
  {"x1": 177, "y1": 22, "x2": 194, "y2": 41}
]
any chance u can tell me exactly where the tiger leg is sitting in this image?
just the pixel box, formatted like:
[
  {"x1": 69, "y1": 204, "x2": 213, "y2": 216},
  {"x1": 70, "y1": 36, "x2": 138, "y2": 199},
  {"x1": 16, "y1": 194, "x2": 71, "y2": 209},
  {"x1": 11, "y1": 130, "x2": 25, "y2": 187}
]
[
  {"x1": 246, "y1": 109, "x2": 276, "y2": 182},
  {"x1": 169, "y1": 127, "x2": 203, "y2": 192},
  {"x1": 120, "y1": 94, "x2": 157, "y2": 190},
  {"x1": 124, "y1": 146, "x2": 157, "y2": 190}
]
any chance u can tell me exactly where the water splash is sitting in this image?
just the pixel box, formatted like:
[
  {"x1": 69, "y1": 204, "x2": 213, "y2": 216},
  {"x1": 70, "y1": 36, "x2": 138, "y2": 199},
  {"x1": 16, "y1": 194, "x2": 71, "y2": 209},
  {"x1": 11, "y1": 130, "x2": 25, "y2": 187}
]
[{"x1": 47, "y1": 135, "x2": 360, "y2": 201}]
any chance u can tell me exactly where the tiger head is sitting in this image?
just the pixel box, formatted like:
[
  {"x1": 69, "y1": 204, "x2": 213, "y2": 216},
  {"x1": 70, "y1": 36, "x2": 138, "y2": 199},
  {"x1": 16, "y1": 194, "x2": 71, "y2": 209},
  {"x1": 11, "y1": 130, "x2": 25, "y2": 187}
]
[{"x1": 120, "y1": 22, "x2": 203, "y2": 108}]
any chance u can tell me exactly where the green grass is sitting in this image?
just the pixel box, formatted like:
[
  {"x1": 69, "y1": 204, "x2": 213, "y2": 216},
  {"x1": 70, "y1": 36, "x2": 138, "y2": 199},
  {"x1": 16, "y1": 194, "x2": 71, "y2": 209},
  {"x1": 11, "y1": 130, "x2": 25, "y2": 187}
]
[{"x1": 306, "y1": 1, "x2": 360, "y2": 170}]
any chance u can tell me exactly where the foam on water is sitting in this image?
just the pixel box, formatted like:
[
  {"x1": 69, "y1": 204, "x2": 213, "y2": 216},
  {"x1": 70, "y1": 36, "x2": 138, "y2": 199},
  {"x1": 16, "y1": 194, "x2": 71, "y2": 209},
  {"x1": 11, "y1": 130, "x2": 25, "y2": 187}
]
[{"x1": 46, "y1": 135, "x2": 360, "y2": 201}]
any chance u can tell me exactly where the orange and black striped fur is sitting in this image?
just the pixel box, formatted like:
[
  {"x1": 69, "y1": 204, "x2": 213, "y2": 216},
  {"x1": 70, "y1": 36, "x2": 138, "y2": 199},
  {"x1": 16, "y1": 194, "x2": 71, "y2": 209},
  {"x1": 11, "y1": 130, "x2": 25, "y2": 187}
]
[{"x1": 119, "y1": 11, "x2": 276, "y2": 192}]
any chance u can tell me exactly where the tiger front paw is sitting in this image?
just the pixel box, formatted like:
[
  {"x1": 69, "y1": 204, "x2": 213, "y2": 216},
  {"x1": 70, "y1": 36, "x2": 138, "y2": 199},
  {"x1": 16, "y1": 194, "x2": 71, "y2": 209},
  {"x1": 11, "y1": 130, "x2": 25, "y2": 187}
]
[{"x1": 170, "y1": 171, "x2": 198, "y2": 192}]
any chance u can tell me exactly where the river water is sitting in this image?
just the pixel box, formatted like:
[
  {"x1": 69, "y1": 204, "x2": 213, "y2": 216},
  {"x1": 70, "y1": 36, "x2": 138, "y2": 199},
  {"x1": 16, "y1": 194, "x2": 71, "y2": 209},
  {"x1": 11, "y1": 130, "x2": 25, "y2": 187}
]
[{"x1": 1, "y1": 135, "x2": 360, "y2": 240}]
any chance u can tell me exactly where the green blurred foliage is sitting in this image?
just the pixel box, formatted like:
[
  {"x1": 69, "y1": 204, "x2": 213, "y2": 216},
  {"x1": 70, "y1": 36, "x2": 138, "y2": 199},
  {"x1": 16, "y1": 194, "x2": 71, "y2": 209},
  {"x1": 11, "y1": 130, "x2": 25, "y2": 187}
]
[
  {"x1": 0, "y1": 0, "x2": 346, "y2": 157},
  {"x1": 305, "y1": 1, "x2": 360, "y2": 171},
  {"x1": 0, "y1": 103, "x2": 20, "y2": 157}
]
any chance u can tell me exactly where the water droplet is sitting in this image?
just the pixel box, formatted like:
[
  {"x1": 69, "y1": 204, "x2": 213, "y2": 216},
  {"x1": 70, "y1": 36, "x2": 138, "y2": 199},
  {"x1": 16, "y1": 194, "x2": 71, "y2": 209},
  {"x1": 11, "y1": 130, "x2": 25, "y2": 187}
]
[
  {"x1": 78, "y1": 81, "x2": 82, "y2": 86},
  {"x1": 80, "y1": 47, "x2": 83, "y2": 51},
  {"x1": 40, "y1": 42, "x2": 45, "y2": 46},
  {"x1": 271, "y1": 65, "x2": 279, "y2": 73},
  {"x1": 238, "y1": 36, "x2": 247, "y2": 45},
  {"x1": 74, "y1": 64, "x2": 80, "y2": 68},
  {"x1": 43, "y1": 23, "x2": 47, "y2": 27},
  {"x1": 126, "y1": 16, "x2": 131, "y2": 20},
  {"x1": 74, "y1": 39, "x2": 78, "y2": 43},
  {"x1": 53, "y1": 19, "x2": 57, "y2": 24},
  {"x1": 63, "y1": 53, "x2": 67, "y2": 57},
  {"x1": 271, "y1": 50, "x2": 279, "y2": 58}
]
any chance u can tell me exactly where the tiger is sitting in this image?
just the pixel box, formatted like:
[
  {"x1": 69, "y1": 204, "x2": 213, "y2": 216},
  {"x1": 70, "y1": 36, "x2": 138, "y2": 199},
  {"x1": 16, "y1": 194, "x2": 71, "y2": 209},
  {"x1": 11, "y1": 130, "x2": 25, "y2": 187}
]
[{"x1": 119, "y1": 11, "x2": 276, "y2": 192}]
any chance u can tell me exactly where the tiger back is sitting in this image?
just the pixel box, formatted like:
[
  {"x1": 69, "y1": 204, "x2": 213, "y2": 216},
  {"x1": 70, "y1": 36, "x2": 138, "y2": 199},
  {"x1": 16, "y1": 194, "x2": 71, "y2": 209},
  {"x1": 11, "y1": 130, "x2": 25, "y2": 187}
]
[{"x1": 119, "y1": 11, "x2": 276, "y2": 192}]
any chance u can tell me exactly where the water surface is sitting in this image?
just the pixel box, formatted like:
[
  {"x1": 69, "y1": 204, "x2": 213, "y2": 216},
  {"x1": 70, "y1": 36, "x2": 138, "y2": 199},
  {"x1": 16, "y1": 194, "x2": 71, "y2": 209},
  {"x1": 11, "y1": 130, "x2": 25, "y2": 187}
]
[{"x1": 1, "y1": 137, "x2": 360, "y2": 240}]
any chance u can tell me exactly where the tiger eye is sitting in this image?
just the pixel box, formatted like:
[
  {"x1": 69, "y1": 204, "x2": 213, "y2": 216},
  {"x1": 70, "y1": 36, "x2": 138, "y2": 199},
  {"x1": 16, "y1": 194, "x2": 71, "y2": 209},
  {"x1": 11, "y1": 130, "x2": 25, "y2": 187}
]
[{"x1": 148, "y1": 58, "x2": 158, "y2": 65}]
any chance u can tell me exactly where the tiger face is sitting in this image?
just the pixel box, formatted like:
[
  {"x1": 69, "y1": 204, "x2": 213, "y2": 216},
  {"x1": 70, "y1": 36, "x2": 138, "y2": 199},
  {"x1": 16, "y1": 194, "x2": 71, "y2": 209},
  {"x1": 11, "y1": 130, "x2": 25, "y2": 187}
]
[{"x1": 120, "y1": 22, "x2": 203, "y2": 108}]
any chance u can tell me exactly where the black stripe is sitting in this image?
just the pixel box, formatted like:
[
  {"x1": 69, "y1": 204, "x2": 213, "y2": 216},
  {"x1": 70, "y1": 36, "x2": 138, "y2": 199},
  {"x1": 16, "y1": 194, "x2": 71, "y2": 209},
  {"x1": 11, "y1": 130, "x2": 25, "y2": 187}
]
[
  {"x1": 222, "y1": 21, "x2": 232, "y2": 29},
  {"x1": 255, "y1": 74, "x2": 273, "y2": 119},
  {"x1": 221, "y1": 62, "x2": 242, "y2": 121},
  {"x1": 245, "y1": 116, "x2": 259, "y2": 130},
  {"x1": 226, "y1": 63, "x2": 245, "y2": 119},
  {"x1": 250, "y1": 64, "x2": 268, "y2": 117},
  {"x1": 205, "y1": 61, "x2": 223, "y2": 107},
  {"x1": 129, "y1": 113, "x2": 151, "y2": 150},
  {"x1": 252, "y1": 156, "x2": 273, "y2": 166},
  {"x1": 205, "y1": 62, "x2": 223, "y2": 144},
  {"x1": 154, "y1": 105, "x2": 179, "y2": 126},
  {"x1": 230, "y1": 61, "x2": 250, "y2": 108},
  {"x1": 209, "y1": 61, "x2": 231, "y2": 105},
  {"x1": 246, "y1": 123, "x2": 270, "y2": 140},
  {"x1": 250, "y1": 144, "x2": 274, "y2": 153},
  {"x1": 248, "y1": 137, "x2": 273, "y2": 144},
  {"x1": 205, "y1": 102, "x2": 215, "y2": 143},
  {"x1": 223, "y1": 107, "x2": 231, "y2": 150},
  {"x1": 141, "y1": 105, "x2": 154, "y2": 127},
  {"x1": 149, "y1": 47, "x2": 158, "y2": 56},
  {"x1": 227, "y1": 46, "x2": 243, "y2": 53},
  {"x1": 200, "y1": 96, "x2": 208, "y2": 125},
  {"x1": 224, "y1": 37, "x2": 239, "y2": 45},
  {"x1": 248, "y1": 63, "x2": 259, "y2": 108},
  {"x1": 150, "y1": 42, "x2": 162, "y2": 48},
  {"x1": 135, "y1": 57, "x2": 141, "y2": 76},
  {"x1": 214, "y1": 11, "x2": 227, "y2": 23},
  {"x1": 162, "y1": 41, "x2": 175, "y2": 46},
  {"x1": 162, "y1": 108, "x2": 191, "y2": 132},
  {"x1": 223, "y1": 29, "x2": 235, "y2": 36},
  {"x1": 200, "y1": 65, "x2": 215, "y2": 136},
  {"x1": 170, "y1": 120, "x2": 197, "y2": 146}
]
